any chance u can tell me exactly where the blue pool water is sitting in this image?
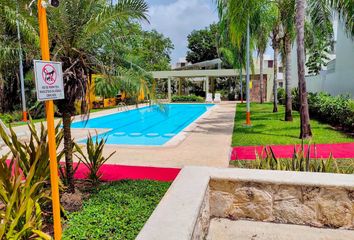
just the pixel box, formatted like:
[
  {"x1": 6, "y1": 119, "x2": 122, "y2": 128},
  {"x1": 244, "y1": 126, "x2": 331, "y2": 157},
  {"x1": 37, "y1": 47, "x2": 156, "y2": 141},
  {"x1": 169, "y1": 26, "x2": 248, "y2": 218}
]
[{"x1": 71, "y1": 104, "x2": 214, "y2": 146}]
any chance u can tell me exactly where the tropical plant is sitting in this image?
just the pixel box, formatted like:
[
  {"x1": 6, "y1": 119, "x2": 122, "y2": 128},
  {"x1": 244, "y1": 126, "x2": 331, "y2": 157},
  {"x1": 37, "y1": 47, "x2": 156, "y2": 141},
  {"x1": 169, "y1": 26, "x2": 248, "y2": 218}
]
[
  {"x1": 234, "y1": 144, "x2": 353, "y2": 174},
  {"x1": 329, "y1": 0, "x2": 354, "y2": 37},
  {"x1": 0, "y1": 0, "x2": 39, "y2": 113},
  {"x1": 0, "y1": 156, "x2": 51, "y2": 240},
  {"x1": 45, "y1": 0, "x2": 149, "y2": 192},
  {"x1": 75, "y1": 133, "x2": 116, "y2": 185},
  {"x1": 295, "y1": 0, "x2": 313, "y2": 138},
  {"x1": 305, "y1": 0, "x2": 334, "y2": 75}
]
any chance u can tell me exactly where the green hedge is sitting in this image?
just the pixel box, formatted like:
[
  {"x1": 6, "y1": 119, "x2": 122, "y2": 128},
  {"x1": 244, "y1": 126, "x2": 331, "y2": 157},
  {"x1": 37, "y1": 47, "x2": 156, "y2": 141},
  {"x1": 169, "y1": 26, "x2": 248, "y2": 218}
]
[
  {"x1": 171, "y1": 94, "x2": 204, "y2": 102},
  {"x1": 292, "y1": 90, "x2": 354, "y2": 132},
  {"x1": 63, "y1": 180, "x2": 170, "y2": 240}
]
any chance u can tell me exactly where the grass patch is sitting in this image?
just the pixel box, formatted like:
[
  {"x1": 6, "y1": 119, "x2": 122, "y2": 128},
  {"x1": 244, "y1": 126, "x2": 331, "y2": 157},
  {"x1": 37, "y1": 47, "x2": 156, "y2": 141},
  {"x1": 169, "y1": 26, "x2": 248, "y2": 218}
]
[
  {"x1": 9, "y1": 118, "x2": 49, "y2": 127},
  {"x1": 63, "y1": 180, "x2": 170, "y2": 240},
  {"x1": 232, "y1": 103, "x2": 354, "y2": 146}
]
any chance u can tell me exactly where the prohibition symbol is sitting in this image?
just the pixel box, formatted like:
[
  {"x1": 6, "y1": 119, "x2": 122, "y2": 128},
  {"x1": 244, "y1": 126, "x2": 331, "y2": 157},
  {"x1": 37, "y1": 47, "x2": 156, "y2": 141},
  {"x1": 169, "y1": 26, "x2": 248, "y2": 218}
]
[{"x1": 42, "y1": 64, "x2": 57, "y2": 85}]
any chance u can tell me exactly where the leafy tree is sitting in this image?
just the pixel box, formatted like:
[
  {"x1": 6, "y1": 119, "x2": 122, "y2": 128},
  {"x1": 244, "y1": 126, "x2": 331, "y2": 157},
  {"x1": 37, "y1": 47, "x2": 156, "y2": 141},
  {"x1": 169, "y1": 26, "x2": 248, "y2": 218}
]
[
  {"x1": 186, "y1": 24, "x2": 219, "y2": 63},
  {"x1": 131, "y1": 29, "x2": 174, "y2": 71},
  {"x1": 47, "y1": 0, "x2": 149, "y2": 192}
]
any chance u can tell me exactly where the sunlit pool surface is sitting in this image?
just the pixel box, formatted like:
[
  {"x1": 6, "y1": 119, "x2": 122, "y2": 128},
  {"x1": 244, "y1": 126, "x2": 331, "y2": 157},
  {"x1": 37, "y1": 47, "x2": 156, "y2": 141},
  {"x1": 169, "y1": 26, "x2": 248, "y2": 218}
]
[{"x1": 71, "y1": 104, "x2": 214, "y2": 146}]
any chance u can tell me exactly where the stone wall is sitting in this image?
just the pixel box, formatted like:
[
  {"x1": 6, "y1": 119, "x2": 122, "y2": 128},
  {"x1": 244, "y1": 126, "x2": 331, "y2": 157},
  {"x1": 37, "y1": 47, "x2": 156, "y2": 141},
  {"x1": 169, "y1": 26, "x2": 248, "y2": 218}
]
[
  {"x1": 191, "y1": 187, "x2": 210, "y2": 240},
  {"x1": 209, "y1": 179, "x2": 354, "y2": 229}
]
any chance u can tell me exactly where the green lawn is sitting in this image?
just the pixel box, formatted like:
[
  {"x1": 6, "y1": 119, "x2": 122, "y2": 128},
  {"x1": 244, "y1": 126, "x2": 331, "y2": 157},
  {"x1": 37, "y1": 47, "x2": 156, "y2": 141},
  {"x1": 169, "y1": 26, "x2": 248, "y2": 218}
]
[
  {"x1": 63, "y1": 180, "x2": 170, "y2": 240},
  {"x1": 232, "y1": 103, "x2": 354, "y2": 146}
]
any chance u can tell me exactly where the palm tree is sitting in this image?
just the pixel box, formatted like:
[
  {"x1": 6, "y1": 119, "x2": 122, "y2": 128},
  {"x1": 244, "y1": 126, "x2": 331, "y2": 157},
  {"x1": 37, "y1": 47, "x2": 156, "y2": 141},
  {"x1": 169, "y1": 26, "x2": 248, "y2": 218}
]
[
  {"x1": 329, "y1": 0, "x2": 353, "y2": 37},
  {"x1": 278, "y1": 0, "x2": 296, "y2": 121},
  {"x1": 48, "y1": 0, "x2": 149, "y2": 192},
  {"x1": 0, "y1": 0, "x2": 38, "y2": 112},
  {"x1": 295, "y1": 0, "x2": 312, "y2": 138},
  {"x1": 254, "y1": 5, "x2": 274, "y2": 104},
  {"x1": 270, "y1": 16, "x2": 282, "y2": 113}
]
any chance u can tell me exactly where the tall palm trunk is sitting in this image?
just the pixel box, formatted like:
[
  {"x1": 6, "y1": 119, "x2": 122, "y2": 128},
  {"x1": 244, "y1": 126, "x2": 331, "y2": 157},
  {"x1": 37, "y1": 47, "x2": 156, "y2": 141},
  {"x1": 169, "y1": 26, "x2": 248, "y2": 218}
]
[
  {"x1": 284, "y1": 36, "x2": 293, "y2": 121},
  {"x1": 259, "y1": 52, "x2": 264, "y2": 103},
  {"x1": 239, "y1": 68, "x2": 243, "y2": 103},
  {"x1": 62, "y1": 111, "x2": 75, "y2": 192},
  {"x1": 295, "y1": 0, "x2": 312, "y2": 138},
  {"x1": 273, "y1": 46, "x2": 279, "y2": 112}
]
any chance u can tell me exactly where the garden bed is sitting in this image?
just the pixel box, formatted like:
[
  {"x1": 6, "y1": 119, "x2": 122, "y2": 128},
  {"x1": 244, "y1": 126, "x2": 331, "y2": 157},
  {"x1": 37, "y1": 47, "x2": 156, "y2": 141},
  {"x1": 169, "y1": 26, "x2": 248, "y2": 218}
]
[
  {"x1": 62, "y1": 180, "x2": 170, "y2": 240},
  {"x1": 232, "y1": 103, "x2": 354, "y2": 146}
]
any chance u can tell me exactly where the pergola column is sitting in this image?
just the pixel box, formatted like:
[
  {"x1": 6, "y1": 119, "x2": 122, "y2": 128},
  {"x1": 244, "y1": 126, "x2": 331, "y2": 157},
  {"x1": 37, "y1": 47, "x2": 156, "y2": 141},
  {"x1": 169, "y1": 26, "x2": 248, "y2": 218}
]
[
  {"x1": 205, "y1": 76, "x2": 209, "y2": 95},
  {"x1": 167, "y1": 77, "x2": 172, "y2": 102}
]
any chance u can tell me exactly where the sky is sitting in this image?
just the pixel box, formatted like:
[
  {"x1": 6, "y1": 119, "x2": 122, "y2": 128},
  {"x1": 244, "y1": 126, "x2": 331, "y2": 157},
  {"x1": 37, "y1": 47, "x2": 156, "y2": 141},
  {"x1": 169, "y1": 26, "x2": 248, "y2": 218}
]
[{"x1": 143, "y1": 0, "x2": 219, "y2": 65}]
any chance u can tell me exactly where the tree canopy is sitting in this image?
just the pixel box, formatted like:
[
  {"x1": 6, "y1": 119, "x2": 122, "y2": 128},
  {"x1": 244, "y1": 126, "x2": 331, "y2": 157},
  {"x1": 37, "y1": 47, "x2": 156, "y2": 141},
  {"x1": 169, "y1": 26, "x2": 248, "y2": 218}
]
[{"x1": 186, "y1": 23, "x2": 219, "y2": 64}]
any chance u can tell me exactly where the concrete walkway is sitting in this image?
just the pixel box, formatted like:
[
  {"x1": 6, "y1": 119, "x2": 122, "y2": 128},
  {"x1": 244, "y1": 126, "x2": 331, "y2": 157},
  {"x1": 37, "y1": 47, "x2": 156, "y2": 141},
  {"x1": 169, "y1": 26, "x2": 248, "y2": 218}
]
[{"x1": 207, "y1": 219, "x2": 354, "y2": 240}]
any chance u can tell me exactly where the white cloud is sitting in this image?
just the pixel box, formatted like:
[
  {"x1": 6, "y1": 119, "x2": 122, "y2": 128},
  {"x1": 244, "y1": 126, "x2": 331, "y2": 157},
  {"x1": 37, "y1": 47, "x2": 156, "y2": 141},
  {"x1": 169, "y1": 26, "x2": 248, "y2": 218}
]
[{"x1": 143, "y1": 0, "x2": 218, "y2": 65}]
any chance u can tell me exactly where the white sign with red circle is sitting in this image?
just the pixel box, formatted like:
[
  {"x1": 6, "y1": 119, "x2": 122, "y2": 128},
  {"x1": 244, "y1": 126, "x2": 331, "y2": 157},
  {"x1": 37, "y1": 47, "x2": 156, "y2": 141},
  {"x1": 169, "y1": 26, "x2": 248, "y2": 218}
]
[{"x1": 34, "y1": 60, "x2": 64, "y2": 101}]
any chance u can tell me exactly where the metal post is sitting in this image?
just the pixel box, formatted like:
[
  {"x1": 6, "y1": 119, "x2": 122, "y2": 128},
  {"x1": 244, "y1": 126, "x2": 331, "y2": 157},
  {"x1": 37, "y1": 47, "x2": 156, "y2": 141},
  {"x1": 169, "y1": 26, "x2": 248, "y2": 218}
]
[
  {"x1": 245, "y1": 17, "x2": 251, "y2": 125},
  {"x1": 167, "y1": 77, "x2": 172, "y2": 102},
  {"x1": 37, "y1": 1, "x2": 62, "y2": 239},
  {"x1": 16, "y1": 3, "x2": 27, "y2": 122}
]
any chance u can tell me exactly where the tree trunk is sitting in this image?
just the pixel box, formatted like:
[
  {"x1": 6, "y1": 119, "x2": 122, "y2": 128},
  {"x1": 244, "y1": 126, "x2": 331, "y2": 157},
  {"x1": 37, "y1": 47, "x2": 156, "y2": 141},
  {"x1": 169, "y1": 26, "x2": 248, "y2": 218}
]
[
  {"x1": 62, "y1": 111, "x2": 75, "y2": 192},
  {"x1": 259, "y1": 52, "x2": 264, "y2": 103},
  {"x1": 273, "y1": 47, "x2": 278, "y2": 112},
  {"x1": 285, "y1": 36, "x2": 293, "y2": 121},
  {"x1": 240, "y1": 68, "x2": 243, "y2": 103},
  {"x1": 296, "y1": 0, "x2": 312, "y2": 139}
]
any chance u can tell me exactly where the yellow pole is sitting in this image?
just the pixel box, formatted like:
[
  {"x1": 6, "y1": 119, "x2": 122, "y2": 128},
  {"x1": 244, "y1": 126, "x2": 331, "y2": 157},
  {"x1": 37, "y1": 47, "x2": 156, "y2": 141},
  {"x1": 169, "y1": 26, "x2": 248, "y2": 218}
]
[{"x1": 37, "y1": 1, "x2": 62, "y2": 239}]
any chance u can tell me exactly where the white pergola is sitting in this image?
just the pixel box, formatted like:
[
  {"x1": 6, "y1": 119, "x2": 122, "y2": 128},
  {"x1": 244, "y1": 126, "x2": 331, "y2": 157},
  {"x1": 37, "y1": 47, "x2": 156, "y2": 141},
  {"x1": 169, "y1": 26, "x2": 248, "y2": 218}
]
[{"x1": 151, "y1": 68, "x2": 273, "y2": 101}]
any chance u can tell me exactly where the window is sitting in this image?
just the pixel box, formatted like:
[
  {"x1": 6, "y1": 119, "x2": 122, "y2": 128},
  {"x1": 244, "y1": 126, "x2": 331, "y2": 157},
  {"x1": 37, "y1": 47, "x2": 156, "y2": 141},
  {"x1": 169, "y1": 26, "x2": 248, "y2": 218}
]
[
  {"x1": 279, "y1": 82, "x2": 284, "y2": 88},
  {"x1": 268, "y1": 60, "x2": 274, "y2": 68},
  {"x1": 279, "y1": 67, "x2": 283, "y2": 73}
]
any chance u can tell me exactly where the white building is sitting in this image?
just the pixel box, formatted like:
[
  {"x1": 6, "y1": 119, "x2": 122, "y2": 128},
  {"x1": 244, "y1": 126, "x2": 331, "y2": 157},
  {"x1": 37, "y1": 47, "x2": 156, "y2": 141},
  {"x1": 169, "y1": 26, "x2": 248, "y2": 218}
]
[{"x1": 291, "y1": 14, "x2": 354, "y2": 98}]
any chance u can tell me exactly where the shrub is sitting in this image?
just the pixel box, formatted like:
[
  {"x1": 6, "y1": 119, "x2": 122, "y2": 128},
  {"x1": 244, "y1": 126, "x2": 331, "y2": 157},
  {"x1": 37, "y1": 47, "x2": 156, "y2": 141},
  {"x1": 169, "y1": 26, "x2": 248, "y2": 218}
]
[
  {"x1": 171, "y1": 94, "x2": 204, "y2": 102},
  {"x1": 0, "y1": 111, "x2": 22, "y2": 124},
  {"x1": 62, "y1": 181, "x2": 170, "y2": 240},
  {"x1": 75, "y1": 134, "x2": 116, "y2": 185},
  {"x1": 292, "y1": 90, "x2": 354, "y2": 132},
  {"x1": 277, "y1": 88, "x2": 286, "y2": 105}
]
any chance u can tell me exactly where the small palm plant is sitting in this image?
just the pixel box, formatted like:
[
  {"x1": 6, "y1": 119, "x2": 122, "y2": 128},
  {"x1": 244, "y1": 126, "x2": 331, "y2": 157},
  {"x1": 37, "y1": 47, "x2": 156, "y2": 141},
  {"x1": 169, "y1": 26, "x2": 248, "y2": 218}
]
[
  {"x1": 76, "y1": 133, "x2": 116, "y2": 186},
  {"x1": 251, "y1": 142, "x2": 352, "y2": 174}
]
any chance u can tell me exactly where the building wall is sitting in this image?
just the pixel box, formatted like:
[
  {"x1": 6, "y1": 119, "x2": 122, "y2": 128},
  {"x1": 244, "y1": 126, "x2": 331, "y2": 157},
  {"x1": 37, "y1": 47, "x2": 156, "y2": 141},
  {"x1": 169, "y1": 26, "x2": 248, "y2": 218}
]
[{"x1": 292, "y1": 19, "x2": 354, "y2": 98}]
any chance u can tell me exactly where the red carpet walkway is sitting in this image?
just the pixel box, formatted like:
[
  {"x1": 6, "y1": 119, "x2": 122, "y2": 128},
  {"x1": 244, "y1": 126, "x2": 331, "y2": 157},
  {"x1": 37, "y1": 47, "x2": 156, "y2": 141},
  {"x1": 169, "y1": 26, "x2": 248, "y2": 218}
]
[
  {"x1": 74, "y1": 163, "x2": 180, "y2": 182},
  {"x1": 231, "y1": 143, "x2": 354, "y2": 160}
]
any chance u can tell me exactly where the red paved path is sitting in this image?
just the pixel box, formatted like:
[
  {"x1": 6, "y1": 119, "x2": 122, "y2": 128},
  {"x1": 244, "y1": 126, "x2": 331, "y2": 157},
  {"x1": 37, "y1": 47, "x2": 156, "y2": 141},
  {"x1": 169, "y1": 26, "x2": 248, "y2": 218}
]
[
  {"x1": 231, "y1": 143, "x2": 354, "y2": 160},
  {"x1": 74, "y1": 163, "x2": 180, "y2": 182}
]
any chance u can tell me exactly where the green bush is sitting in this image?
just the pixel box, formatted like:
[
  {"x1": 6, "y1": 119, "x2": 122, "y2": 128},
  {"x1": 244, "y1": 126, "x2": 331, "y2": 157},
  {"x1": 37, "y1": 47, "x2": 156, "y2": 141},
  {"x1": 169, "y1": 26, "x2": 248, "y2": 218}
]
[
  {"x1": 63, "y1": 180, "x2": 170, "y2": 240},
  {"x1": 171, "y1": 94, "x2": 204, "y2": 102},
  {"x1": 277, "y1": 88, "x2": 286, "y2": 105},
  {"x1": 0, "y1": 111, "x2": 22, "y2": 124},
  {"x1": 292, "y1": 90, "x2": 354, "y2": 132}
]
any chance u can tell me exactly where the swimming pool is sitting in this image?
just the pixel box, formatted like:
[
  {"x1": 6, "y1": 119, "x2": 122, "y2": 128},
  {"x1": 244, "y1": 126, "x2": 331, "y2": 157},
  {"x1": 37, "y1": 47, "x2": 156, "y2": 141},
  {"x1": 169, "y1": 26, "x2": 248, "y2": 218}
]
[{"x1": 71, "y1": 103, "x2": 214, "y2": 146}]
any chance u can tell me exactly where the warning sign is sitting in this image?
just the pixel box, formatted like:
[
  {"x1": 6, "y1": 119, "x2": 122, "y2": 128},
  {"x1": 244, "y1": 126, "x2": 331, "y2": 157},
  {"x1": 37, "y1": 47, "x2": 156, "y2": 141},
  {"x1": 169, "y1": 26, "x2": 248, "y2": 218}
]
[{"x1": 34, "y1": 60, "x2": 64, "y2": 101}]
